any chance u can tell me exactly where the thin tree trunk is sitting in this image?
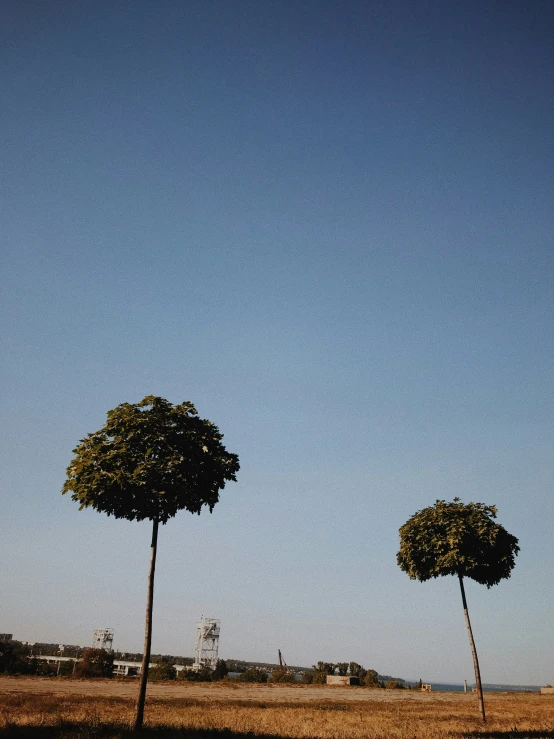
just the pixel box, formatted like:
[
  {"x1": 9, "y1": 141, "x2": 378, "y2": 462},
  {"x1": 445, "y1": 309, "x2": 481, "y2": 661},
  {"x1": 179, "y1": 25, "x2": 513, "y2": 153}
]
[
  {"x1": 134, "y1": 518, "x2": 159, "y2": 732},
  {"x1": 458, "y1": 573, "x2": 486, "y2": 723}
]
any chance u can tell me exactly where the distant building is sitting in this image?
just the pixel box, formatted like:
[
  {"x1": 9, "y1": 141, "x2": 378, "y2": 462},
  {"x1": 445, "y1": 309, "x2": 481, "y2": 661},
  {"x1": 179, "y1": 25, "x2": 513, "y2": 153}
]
[
  {"x1": 326, "y1": 675, "x2": 360, "y2": 686},
  {"x1": 32, "y1": 654, "x2": 187, "y2": 677}
]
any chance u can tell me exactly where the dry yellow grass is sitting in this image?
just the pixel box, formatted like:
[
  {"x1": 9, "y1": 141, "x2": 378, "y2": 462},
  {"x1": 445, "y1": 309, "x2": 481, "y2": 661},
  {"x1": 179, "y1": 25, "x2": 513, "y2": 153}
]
[{"x1": 0, "y1": 677, "x2": 553, "y2": 738}]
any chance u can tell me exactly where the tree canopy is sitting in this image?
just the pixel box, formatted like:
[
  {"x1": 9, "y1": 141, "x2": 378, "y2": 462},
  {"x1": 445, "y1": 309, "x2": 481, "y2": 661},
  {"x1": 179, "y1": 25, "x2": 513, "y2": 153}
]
[
  {"x1": 75, "y1": 648, "x2": 114, "y2": 678},
  {"x1": 397, "y1": 498, "x2": 519, "y2": 588},
  {"x1": 62, "y1": 396, "x2": 240, "y2": 523},
  {"x1": 237, "y1": 667, "x2": 268, "y2": 683},
  {"x1": 397, "y1": 498, "x2": 519, "y2": 723},
  {"x1": 148, "y1": 661, "x2": 177, "y2": 681},
  {"x1": 212, "y1": 659, "x2": 229, "y2": 681}
]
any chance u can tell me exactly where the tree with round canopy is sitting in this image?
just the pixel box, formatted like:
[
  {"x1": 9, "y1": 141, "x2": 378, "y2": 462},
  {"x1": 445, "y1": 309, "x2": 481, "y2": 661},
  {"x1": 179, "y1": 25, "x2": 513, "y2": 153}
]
[
  {"x1": 63, "y1": 396, "x2": 239, "y2": 730},
  {"x1": 397, "y1": 498, "x2": 519, "y2": 723}
]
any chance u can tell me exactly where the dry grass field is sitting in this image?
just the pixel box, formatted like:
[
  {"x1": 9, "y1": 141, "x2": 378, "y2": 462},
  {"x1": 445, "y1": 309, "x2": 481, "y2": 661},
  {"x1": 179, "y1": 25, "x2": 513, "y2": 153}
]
[{"x1": 0, "y1": 677, "x2": 553, "y2": 739}]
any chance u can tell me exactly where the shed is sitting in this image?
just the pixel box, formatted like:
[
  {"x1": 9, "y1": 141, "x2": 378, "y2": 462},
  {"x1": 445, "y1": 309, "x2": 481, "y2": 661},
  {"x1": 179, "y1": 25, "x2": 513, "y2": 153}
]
[{"x1": 326, "y1": 675, "x2": 360, "y2": 686}]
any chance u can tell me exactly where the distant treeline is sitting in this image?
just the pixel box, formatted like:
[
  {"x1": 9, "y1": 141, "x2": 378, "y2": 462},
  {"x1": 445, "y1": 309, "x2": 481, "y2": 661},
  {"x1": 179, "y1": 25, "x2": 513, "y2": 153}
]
[
  {"x1": 225, "y1": 659, "x2": 307, "y2": 673},
  {"x1": 1, "y1": 641, "x2": 405, "y2": 686},
  {"x1": 0, "y1": 642, "x2": 195, "y2": 666},
  {"x1": 113, "y1": 652, "x2": 194, "y2": 666},
  {"x1": 305, "y1": 662, "x2": 406, "y2": 687},
  {"x1": 18, "y1": 643, "x2": 83, "y2": 658}
]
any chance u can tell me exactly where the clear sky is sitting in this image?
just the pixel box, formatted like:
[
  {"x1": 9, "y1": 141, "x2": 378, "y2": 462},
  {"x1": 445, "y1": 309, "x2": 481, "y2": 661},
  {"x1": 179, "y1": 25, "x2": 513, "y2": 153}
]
[{"x1": 1, "y1": 0, "x2": 552, "y2": 685}]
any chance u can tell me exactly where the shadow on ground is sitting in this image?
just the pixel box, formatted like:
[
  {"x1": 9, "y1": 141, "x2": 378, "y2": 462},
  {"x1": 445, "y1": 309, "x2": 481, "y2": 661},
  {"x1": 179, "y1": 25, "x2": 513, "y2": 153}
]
[
  {"x1": 0, "y1": 727, "x2": 284, "y2": 738},
  {"x1": 462, "y1": 733, "x2": 554, "y2": 738},
  {"x1": 3, "y1": 728, "x2": 554, "y2": 739}
]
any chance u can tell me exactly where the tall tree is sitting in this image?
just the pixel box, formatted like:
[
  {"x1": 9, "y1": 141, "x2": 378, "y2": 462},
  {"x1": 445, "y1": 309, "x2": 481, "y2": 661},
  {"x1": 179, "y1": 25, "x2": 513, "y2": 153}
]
[
  {"x1": 63, "y1": 396, "x2": 239, "y2": 730},
  {"x1": 397, "y1": 498, "x2": 519, "y2": 723}
]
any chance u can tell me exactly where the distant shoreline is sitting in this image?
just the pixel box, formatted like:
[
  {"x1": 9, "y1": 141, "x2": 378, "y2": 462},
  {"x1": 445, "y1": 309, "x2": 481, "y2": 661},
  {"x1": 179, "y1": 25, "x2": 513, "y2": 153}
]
[{"x1": 405, "y1": 681, "x2": 542, "y2": 693}]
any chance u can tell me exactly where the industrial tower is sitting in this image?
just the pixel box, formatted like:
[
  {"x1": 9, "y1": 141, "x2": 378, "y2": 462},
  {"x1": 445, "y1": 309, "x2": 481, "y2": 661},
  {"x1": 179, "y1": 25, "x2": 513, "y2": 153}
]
[
  {"x1": 92, "y1": 628, "x2": 114, "y2": 652},
  {"x1": 193, "y1": 618, "x2": 220, "y2": 670}
]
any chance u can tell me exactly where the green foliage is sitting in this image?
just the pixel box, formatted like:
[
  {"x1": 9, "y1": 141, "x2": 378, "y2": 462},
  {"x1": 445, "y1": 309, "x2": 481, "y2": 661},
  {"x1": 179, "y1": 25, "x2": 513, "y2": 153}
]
[
  {"x1": 181, "y1": 667, "x2": 213, "y2": 682},
  {"x1": 397, "y1": 498, "x2": 519, "y2": 588},
  {"x1": 311, "y1": 662, "x2": 334, "y2": 684},
  {"x1": 212, "y1": 659, "x2": 229, "y2": 681},
  {"x1": 0, "y1": 642, "x2": 44, "y2": 675},
  {"x1": 51, "y1": 660, "x2": 77, "y2": 677},
  {"x1": 300, "y1": 671, "x2": 314, "y2": 684},
  {"x1": 309, "y1": 661, "x2": 380, "y2": 685},
  {"x1": 315, "y1": 661, "x2": 335, "y2": 675},
  {"x1": 74, "y1": 648, "x2": 114, "y2": 678},
  {"x1": 311, "y1": 671, "x2": 327, "y2": 684},
  {"x1": 268, "y1": 669, "x2": 296, "y2": 683},
  {"x1": 225, "y1": 658, "x2": 306, "y2": 674},
  {"x1": 26, "y1": 643, "x2": 82, "y2": 659},
  {"x1": 148, "y1": 653, "x2": 191, "y2": 666},
  {"x1": 385, "y1": 680, "x2": 402, "y2": 689},
  {"x1": 35, "y1": 661, "x2": 57, "y2": 677},
  {"x1": 0, "y1": 642, "x2": 14, "y2": 673},
  {"x1": 58, "y1": 660, "x2": 76, "y2": 677},
  {"x1": 237, "y1": 667, "x2": 268, "y2": 683},
  {"x1": 148, "y1": 662, "x2": 176, "y2": 681},
  {"x1": 364, "y1": 669, "x2": 379, "y2": 687},
  {"x1": 63, "y1": 396, "x2": 240, "y2": 523},
  {"x1": 7, "y1": 658, "x2": 31, "y2": 675}
]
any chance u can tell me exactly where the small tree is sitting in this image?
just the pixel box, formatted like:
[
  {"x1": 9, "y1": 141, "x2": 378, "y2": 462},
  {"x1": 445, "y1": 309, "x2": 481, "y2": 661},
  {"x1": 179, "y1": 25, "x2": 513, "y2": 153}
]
[
  {"x1": 397, "y1": 499, "x2": 519, "y2": 723},
  {"x1": 269, "y1": 668, "x2": 296, "y2": 683},
  {"x1": 312, "y1": 661, "x2": 334, "y2": 684},
  {"x1": 335, "y1": 662, "x2": 349, "y2": 676},
  {"x1": 181, "y1": 667, "x2": 213, "y2": 682},
  {"x1": 312, "y1": 661, "x2": 335, "y2": 685},
  {"x1": 315, "y1": 661, "x2": 335, "y2": 674},
  {"x1": 0, "y1": 642, "x2": 34, "y2": 675},
  {"x1": 237, "y1": 667, "x2": 268, "y2": 683},
  {"x1": 364, "y1": 669, "x2": 379, "y2": 687},
  {"x1": 74, "y1": 648, "x2": 114, "y2": 678},
  {"x1": 58, "y1": 659, "x2": 75, "y2": 677},
  {"x1": 0, "y1": 642, "x2": 14, "y2": 674},
  {"x1": 63, "y1": 397, "x2": 239, "y2": 730},
  {"x1": 148, "y1": 661, "x2": 176, "y2": 681},
  {"x1": 212, "y1": 659, "x2": 229, "y2": 681},
  {"x1": 36, "y1": 661, "x2": 57, "y2": 677},
  {"x1": 385, "y1": 680, "x2": 402, "y2": 690}
]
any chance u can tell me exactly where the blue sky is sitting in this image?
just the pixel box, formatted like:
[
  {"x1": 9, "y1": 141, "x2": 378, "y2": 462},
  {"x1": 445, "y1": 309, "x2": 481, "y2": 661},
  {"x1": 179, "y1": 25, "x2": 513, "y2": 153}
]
[{"x1": 1, "y1": 0, "x2": 553, "y2": 684}]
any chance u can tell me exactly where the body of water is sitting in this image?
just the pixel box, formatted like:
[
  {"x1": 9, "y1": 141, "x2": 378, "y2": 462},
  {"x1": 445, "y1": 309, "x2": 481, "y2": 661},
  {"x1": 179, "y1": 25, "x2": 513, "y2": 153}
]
[{"x1": 418, "y1": 683, "x2": 541, "y2": 693}]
